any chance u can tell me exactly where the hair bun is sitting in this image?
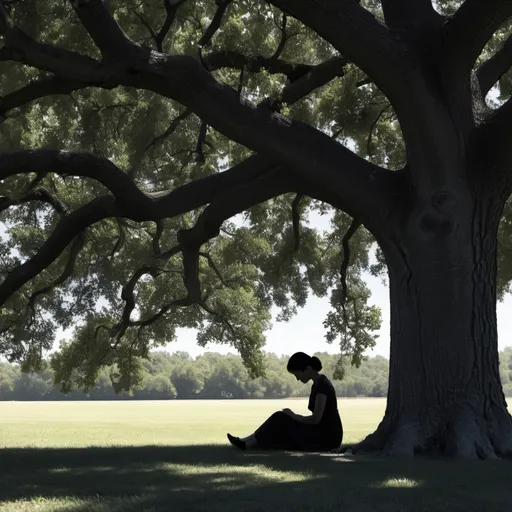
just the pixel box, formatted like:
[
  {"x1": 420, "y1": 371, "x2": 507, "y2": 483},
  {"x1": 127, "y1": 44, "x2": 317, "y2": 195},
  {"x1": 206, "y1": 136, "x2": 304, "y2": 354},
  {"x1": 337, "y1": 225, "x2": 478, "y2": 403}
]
[{"x1": 310, "y1": 356, "x2": 322, "y2": 371}]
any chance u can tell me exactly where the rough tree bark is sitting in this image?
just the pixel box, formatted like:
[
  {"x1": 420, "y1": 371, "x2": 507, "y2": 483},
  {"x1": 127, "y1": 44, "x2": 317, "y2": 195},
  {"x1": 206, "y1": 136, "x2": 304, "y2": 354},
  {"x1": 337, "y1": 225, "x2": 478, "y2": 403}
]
[
  {"x1": 334, "y1": 0, "x2": 512, "y2": 459},
  {"x1": 353, "y1": 185, "x2": 512, "y2": 458}
]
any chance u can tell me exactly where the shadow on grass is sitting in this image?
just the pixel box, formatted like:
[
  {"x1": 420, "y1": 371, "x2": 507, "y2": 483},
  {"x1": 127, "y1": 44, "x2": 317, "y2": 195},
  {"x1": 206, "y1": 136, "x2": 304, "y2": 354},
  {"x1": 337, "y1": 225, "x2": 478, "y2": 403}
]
[{"x1": 1, "y1": 445, "x2": 511, "y2": 511}]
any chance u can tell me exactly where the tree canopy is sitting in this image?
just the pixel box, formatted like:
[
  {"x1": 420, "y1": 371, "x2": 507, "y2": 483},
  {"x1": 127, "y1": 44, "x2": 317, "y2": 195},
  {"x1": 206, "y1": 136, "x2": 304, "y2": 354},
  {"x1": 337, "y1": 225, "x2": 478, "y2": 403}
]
[{"x1": 1, "y1": 0, "x2": 512, "y2": 397}]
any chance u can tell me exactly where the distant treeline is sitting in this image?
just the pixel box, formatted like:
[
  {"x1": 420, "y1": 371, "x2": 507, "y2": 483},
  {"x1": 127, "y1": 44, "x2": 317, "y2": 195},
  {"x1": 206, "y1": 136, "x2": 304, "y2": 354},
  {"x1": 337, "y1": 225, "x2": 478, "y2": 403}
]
[{"x1": 1, "y1": 348, "x2": 512, "y2": 400}]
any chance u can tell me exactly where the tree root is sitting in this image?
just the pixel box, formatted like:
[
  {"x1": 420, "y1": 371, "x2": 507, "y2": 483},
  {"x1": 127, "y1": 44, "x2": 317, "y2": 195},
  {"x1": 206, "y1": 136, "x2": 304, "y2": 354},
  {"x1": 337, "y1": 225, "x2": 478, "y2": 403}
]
[
  {"x1": 443, "y1": 406, "x2": 496, "y2": 459},
  {"x1": 351, "y1": 404, "x2": 512, "y2": 459},
  {"x1": 381, "y1": 414, "x2": 421, "y2": 457}
]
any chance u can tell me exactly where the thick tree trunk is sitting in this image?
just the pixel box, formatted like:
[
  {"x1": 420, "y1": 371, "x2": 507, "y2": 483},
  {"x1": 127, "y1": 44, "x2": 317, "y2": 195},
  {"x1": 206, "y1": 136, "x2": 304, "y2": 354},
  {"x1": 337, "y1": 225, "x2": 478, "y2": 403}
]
[{"x1": 354, "y1": 193, "x2": 512, "y2": 459}]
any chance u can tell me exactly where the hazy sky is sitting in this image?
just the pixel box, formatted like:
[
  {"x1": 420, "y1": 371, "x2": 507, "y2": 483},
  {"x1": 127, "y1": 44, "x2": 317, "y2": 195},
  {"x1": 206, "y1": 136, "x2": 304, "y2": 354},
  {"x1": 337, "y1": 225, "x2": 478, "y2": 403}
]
[{"x1": 2, "y1": 206, "x2": 512, "y2": 360}]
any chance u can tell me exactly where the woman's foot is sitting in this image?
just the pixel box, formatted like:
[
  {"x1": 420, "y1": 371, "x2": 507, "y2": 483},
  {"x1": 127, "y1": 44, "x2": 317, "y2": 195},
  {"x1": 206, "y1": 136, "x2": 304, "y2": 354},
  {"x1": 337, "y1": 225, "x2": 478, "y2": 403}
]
[{"x1": 227, "y1": 433, "x2": 246, "y2": 450}]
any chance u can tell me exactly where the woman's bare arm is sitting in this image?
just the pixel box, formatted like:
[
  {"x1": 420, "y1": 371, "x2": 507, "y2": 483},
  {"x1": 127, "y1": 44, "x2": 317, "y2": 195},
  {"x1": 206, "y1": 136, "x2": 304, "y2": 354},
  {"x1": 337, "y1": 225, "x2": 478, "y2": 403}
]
[{"x1": 283, "y1": 393, "x2": 327, "y2": 425}]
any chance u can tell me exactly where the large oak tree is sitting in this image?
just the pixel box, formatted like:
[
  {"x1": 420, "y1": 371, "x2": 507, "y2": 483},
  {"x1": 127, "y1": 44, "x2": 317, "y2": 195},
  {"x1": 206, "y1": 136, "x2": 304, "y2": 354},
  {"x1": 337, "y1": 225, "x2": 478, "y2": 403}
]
[{"x1": 1, "y1": 0, "x2": 512, "y2": 458}]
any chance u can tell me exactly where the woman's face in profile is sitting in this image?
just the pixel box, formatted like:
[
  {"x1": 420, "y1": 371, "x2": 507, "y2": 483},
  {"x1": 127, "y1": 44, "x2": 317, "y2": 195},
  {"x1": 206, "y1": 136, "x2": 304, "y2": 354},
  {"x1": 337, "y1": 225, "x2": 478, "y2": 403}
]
[{"x1": 290, "y1": 370, "x2": 309, "y2": 384}]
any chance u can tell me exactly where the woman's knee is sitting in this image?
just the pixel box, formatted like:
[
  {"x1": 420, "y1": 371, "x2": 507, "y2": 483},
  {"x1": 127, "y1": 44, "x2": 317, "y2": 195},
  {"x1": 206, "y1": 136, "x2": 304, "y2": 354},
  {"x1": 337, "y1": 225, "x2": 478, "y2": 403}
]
[{"x1": 264, "y1": 411, "x2": 287, "y2": 425}]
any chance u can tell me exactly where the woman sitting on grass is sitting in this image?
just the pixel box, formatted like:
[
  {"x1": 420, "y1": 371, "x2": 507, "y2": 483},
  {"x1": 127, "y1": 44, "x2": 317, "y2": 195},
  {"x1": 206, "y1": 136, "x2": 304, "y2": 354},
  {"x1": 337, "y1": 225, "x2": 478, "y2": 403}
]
[{"x1": 227, "y1": 352, "x2": 343, "y2": 451}]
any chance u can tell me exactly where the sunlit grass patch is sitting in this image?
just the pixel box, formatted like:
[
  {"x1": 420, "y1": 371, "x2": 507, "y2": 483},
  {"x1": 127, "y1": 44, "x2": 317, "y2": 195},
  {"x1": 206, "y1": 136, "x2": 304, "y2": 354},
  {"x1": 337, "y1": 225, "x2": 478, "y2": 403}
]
[
  {"x1": 376, "y1": 477, "x2": 423, "y2": 488},
  {"x1": 0, "y1": 399, "x2": 387, "y2": 448},
  {"x1": 163, "y1": 462, "x2": 321, "y2": 492},
  {"x1": 0, "y1": 496, "x2": 147, "y2": 512}
]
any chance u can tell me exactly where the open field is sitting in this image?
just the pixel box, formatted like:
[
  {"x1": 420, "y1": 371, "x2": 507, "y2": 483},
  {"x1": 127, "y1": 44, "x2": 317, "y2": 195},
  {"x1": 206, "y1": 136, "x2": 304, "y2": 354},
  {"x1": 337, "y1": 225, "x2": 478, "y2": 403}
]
[{"x1": 1, "y1": 398, "x2": 511, "y2": 511}]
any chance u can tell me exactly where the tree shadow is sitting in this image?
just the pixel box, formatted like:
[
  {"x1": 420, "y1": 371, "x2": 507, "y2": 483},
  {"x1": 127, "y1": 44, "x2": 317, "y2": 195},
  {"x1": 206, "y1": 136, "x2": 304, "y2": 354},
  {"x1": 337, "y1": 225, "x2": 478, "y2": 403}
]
[{"x1": 1, "y1": 445, "x2": 511, "y2": 511}]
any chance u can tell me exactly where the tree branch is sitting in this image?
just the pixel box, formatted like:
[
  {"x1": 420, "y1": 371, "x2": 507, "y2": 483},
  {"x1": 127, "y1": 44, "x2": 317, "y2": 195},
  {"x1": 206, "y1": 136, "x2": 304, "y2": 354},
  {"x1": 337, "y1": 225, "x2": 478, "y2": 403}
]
[
  {"x1": 28, "y1": 231, "x2": 87, "y2": 307},
  {"x1": 203, "y1": 49, "x2": 313, "y2": 81},
  {"x1": 0, "y1": 151, "x2": 280, "y2": 221},
  {"x1": 26, "y1": 171, "x2": 48, "y2": 190},
  {"x1": 281, "y1": 56, "x2": 347, "y2": 105},
  {"x1": 145, "y1": 108, "x2": 191, "y2": 150},
  {"x1": 198, "y1": 300, "x2": 238, "y2": 339},
  {"x1": 69, "y1": 0, "x2": 137, "y2": 57},
  {"x1": 290, "y1": 193, "x2": 302, "y2": 252},
  {"x1": 340, "y1": 219, "x2": 361, "y2": 305},
  {"x1": 477, "y1": 32, "x2": 512, "y2": 97},
  {"x1": 0, "y1": 140, "x2": 395, "y2": 317},
  {"x1": 0, "y1": 151, "x2": 281, "y2": 308},
  {"x1": 380, "y1": 0, "x2": 442, "y2": 31},
  {"x1": 2, "y1": 5, "x2": 391, "y2": 224},
  {"x1": 0, "y1": 187, "x2": 69, "y2": 215},
  {"x1": 357, "y1": 78, "x2": 372, "y2": 88},
  {"x1": 125, "y1": 53, "x2": 395, "y2": 224},
  {"x1": 0, "y1": 8, "x2": 114, "y2": 84},
  {"x1": 195, "y1": 121, "x2": 209, "y2": 163},
  {"x1": 276, "y1": 193, "x2": 303, "y2": 275},
  {"x1": 130, "y1": 298, "x2": 182, "y2": 328},
  {"x1": 152, "y1": 220, "x2": 164, "y2": 257},
  {"x1": 237, "y1": 66, "x2": 245, "y2": 96},
  {"x1": 133, "y1": 0, "x2": 187, "y2": 52},
  {"x1": 367, "y1": 103, "x2": 392, "y2": 160},
  {"x1": 0, "y1": 150, "x2": 152, "y2": 218},
  {"x1": 176, "y1": 166, "x2": 292, "y2": 303},
  {"x1": 111, "y1": 242, "x2": 194, "y2": 340},
  {"x1": 199, "y1": 251, "x2": 228, "y2": 287},
  {"x1": 0, "y1": 195, "x2": 119, "y2": 308},
  {"x1": 443, "y1": 0, "x2": 512, "y2": 79},
  {"x1": 266, "y1": 0, "x2": 405, "y2": 100},
  {"x1": 337, "y1": 218, "x2": 362, "y2": 350},
  {"x1": 207, "y1": 52, "x2": 347, "y2": 119},
  {"x1": 155, "y1": 0, "x2": 188, "y2": 52},
  {"x1": 131, "y1": 9, "x2": 159, "y2": 47},
  {"x1": 118, "y1": 266, "x2": 163, "y2": 329},
  {"x1": 198, "y1": 0, "x2": 233, "y2": 47},
  {"x1": 0, "y1": 1, "x2": 13, "y2": 32},
  {"x1": 478, "y1": 98, "x2": 512, "y2": 176},
  {"x1": 206, "y1": 51, "x2": 348, "y2": 105},
  {"x1": 271, "y1": 12, "x2": 289, "y2": 60},
  {"x1": 110, "y1": 218, "x2": 127, "y2": 258},
  {"x1": 0, "y1": 76, "x2": 86, "y2": 118}
]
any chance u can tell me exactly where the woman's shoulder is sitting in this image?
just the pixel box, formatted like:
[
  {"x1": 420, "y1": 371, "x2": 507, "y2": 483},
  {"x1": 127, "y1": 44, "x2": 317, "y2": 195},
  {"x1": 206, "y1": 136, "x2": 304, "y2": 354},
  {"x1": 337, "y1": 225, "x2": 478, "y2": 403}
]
[{"x1": 317, "y1": 374, "x2": 335, "y2": 392}]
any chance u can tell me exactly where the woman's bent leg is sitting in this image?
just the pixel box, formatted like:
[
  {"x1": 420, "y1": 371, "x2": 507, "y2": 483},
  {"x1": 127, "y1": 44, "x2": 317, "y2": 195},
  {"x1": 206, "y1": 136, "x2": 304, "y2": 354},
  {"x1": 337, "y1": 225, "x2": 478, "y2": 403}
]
[
  {"x1": 254, "y1": 411, "x2": 307, "y2": 450},
  {"x1": 254, "y1": 413, "x2": 344, "y2": 452}
]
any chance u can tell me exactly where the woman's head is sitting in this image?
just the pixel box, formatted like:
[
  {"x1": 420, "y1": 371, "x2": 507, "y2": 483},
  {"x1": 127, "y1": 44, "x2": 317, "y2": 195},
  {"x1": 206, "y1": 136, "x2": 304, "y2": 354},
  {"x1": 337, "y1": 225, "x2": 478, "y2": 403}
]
[{"x1": 287, "y1": 352, "x2": 322, "y2": 383}]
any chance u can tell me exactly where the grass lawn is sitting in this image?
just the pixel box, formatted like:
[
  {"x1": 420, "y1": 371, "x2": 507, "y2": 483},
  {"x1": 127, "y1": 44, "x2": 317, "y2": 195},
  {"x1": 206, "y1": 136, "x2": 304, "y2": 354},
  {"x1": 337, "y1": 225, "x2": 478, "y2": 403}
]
[{"x1": 1, "y1": 398, "x2": 511, "y2": 511}]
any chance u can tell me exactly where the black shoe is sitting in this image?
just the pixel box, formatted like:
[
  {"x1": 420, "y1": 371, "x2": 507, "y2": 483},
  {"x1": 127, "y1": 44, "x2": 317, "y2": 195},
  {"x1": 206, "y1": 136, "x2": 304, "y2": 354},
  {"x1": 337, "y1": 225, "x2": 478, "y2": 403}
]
[{"x1": 227, "y1": 433, "x2": 246, "y2": 451}]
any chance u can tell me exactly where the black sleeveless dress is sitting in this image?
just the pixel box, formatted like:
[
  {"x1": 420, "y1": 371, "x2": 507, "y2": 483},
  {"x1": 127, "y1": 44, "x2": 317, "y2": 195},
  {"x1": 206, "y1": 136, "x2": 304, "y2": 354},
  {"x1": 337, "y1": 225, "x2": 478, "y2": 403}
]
[{"x1": 254, "y1": 374, "x2": 343, "y2": 451}]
